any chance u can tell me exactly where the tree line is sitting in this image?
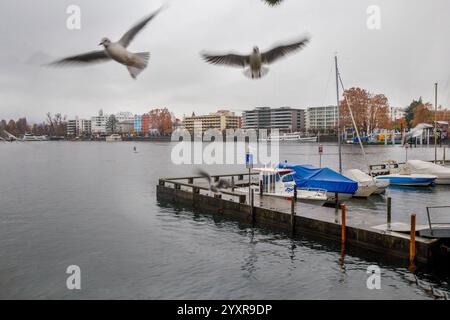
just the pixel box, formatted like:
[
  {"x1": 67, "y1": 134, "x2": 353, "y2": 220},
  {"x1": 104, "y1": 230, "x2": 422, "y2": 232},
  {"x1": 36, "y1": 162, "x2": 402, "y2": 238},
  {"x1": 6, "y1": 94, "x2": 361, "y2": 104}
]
[
  {"x1": 339, "y1": 87, "x2": 449, "y2": 133},
  {"x1": 0, "y1": 113, "x2": 67, "y2": 137}
]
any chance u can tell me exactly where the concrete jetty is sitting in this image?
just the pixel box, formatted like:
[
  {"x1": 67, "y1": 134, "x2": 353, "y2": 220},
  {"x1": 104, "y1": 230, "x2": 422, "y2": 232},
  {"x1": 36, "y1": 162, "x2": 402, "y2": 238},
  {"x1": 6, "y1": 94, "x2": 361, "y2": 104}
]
[{"x1": 157, "y1": 172, "x2": 449, "y2": 266}]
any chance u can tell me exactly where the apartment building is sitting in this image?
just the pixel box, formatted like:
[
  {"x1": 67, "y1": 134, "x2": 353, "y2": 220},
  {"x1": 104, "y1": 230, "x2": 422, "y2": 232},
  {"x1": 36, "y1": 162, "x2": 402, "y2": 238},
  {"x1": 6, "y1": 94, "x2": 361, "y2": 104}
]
[
  {"x1": 67, "y1": 118, "x2": 92, "y2": 136},
  {"x1": 305, "y1": 106, "x2": 338, "y2": 132},
  {"x1": 183, "y1": 110, "x2": 241, "y2": 133},
  {"x1": 242, "y1": 107, "x2": 305, "y2": 132},
  {"x1": 91, "y1": 110, "x2": 109, "y2": 135}
]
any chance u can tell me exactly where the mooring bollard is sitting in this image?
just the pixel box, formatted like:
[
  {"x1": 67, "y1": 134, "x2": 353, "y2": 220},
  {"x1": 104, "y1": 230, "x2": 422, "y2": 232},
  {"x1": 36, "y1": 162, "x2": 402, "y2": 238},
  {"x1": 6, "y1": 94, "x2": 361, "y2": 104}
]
[
  {"x1": 341, "y1": 204, "x2": 347, "y2": 245},
  {"x1": 387, "y1": 197, "x2": 392, "y2": 230},
  {"x1": 291, "y1": 196, "x2": 295, "y2": 234},
  {"x1": 410, "y1": 214, "x2": 416, "y2": 265}
]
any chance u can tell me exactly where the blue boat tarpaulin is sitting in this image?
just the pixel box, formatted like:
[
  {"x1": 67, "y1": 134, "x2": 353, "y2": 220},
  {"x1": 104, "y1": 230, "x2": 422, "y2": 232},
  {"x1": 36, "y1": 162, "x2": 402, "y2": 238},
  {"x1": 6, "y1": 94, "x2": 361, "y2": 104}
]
[{"x1": 277, "y1": 163, "x2": 358, "y2": 194}]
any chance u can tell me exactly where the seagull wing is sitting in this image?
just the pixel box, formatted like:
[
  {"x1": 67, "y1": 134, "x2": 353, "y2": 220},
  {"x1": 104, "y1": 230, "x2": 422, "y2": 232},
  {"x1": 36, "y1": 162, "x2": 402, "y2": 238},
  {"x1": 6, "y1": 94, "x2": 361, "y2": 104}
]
[
  {"x1": 261, "y1": 37, "x2": 310, "y2": 64},
  {"x1": 195, "y1": 169, "x2": 212, "y2": 187},
  {"x1": 217, "y1": 179, "x2": 231, "y2": 190},
  {"x1": 201, "y1": 52, "x2": 249, "y2": 68},
  {"x1": 118, "y1": 8, "x2": 163, "y2": 48},
  {"x1": 48, "y1": 50, "x2": 110, "y2": 67}
]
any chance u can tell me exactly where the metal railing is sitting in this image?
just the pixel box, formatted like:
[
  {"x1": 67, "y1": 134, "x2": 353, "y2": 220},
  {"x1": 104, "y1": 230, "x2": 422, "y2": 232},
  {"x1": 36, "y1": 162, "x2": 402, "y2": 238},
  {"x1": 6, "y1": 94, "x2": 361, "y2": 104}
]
[{"x1": 426, "y1": 206, "x2": 450, "y2": 236}]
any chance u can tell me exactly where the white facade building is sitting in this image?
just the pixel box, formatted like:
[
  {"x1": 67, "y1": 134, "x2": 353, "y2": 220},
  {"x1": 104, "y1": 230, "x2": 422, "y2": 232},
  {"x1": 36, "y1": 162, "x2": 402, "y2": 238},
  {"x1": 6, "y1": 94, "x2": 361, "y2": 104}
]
[
  {"x1": 115, "y1": 111, "x2": 135, "y2": 123},
  {"x1": 67, "y1": 117, "x2": 92, "y2": 136},
  {"x1": 306, "y1": 106, "x2": 338, "y2": 132},
  {"x1": 91, "y1": 110, "x2": 109, "y2": 134}
]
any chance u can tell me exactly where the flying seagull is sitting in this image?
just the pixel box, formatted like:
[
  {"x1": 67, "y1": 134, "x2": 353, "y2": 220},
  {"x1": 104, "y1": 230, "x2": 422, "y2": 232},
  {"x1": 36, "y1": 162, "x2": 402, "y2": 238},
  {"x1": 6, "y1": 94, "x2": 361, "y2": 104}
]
[
  {"x1": 196, "y1": 169, "x2": 231, "y2": 193},
  {"x1": 47, "y1": 7, "x2": 163, "y2": 79},
  {"x1": 201, "y1": 36, "x2": 310, "y2": 79}
]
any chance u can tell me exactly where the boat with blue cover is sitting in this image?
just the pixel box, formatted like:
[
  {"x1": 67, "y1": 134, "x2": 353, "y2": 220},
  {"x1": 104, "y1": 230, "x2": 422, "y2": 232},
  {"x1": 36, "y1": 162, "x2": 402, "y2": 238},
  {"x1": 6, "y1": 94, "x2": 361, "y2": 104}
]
[{"x1": 277, "y1": 163, "x2": 358, "y2": 202}]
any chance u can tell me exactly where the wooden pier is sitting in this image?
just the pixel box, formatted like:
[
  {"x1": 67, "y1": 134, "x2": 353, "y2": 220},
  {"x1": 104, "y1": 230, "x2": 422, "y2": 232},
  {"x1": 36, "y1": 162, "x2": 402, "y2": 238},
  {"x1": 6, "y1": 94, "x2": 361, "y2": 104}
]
[{"x1": 157, "y1": 172, "x2": 450, "y2": 266}]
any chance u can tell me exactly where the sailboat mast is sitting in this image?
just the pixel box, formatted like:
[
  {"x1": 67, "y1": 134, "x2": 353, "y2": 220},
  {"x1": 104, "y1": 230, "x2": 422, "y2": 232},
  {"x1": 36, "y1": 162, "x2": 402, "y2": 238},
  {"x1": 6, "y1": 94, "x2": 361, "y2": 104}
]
[
  {"x1": 434, "y1": 82, "x2": 438, "y2": 164},
  {"x1": 335, "y1": 55, "x2": 342, "y2": 173}
]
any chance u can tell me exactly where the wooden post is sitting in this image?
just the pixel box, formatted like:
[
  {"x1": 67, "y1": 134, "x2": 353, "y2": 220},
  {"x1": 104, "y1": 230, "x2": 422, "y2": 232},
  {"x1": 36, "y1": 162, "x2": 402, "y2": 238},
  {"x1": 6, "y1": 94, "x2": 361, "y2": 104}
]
[
  {"x1": 214, "y1": 176, "x2": 219, "y2": 183},
  {"x1": 387, "y1": 197, "x2": 392, "y2": 230},
  {"x1": 259, "y1": 180, "x2": 263, "y2": 196},
  {"x1": 293, "y1": 185, "x2": 297, "y2": 202},
  {"x1": 239, "y1": 195, "x2": 246, "y2": 204},
  {"x1": 291, "y1": 196, "x2": 295, "y2": 234},
  {"x1": 188, "y1": 178, "x2": 194, "y2": 184},
  {"x1": 251, "y1": 189, "x2": 255, "y2": 224},
  {"x1": 443, "y1": 146, "x2": 446, "y2": 164},
  {"x1": 214, "y1": 194, "x2": 222, "y2": 199},
  {"x1": 341, "y1": 204, "x2": 346, "y2": 245},
  {"x1": 410, "y1": 214, "x2": 416, "y2": 265},
  {"x1": 159, "y1": 179, "x2": 165, "y2": 186},
  {"x1": 174, "y1": 183, "x2": 181, "y2": 190},
  {"x1": 335, "y1": 192, "x2": 339, "y2": 213},
  {"x1": 231, "y1": 176, "x2": 235, "y2": 191}
]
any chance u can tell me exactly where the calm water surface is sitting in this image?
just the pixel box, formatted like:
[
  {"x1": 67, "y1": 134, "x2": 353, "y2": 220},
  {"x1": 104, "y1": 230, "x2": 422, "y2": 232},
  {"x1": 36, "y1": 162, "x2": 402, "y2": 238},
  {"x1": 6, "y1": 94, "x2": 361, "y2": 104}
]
[{"x1": 1, "y1": 141, "x2": 449, "y2": 299}]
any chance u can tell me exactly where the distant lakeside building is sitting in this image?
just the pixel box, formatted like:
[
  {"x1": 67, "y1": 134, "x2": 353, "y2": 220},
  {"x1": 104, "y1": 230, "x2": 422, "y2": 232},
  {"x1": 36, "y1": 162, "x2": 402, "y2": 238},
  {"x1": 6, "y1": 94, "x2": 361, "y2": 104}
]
[
  {"x1": 67, "y1": 117, "x2": 92, "y2": 136},
  {"x1": 390, "y1": 107, "x2": 405, "y2": 121},
  {"x1": 305, "y1": 106, "x2": 338, "y2": 133},
  {"x1": 183, "y1": 110, "x2": 241, "y2": 133},
  {"x1": 242, "y1": 107, "x2": 305, "y2": 132}
]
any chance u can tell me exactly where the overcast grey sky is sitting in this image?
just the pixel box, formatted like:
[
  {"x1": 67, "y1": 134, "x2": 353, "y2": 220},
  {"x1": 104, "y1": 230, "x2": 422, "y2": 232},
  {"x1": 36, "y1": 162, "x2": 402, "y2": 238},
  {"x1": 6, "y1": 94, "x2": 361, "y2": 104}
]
[{"x1": 0, "y1": 0, "x2": 449, "y2": 122}]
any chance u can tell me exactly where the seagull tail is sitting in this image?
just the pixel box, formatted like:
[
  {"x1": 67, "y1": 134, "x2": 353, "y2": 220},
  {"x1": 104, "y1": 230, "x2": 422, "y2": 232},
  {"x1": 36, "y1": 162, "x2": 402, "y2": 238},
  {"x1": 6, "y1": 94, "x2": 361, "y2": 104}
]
[
  {"x1": 243, "y1": 67, "x2": 269, "y2": 79},
  {"x1": 127, "y1": 52, "x2": 150, "y2": 79}
]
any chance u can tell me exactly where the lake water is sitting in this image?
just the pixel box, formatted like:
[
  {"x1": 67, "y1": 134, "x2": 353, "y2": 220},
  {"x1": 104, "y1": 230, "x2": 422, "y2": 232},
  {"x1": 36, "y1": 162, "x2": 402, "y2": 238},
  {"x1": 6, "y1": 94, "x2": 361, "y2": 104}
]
[{"x1": 1, "y1": 141, "x2": 449, "y2": 299}]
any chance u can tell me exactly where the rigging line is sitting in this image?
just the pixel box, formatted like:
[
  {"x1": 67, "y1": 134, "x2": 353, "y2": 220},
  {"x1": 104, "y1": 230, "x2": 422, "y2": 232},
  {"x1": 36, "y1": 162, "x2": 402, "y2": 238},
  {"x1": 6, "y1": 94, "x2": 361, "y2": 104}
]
[
  {"x1": 321, "y1": 60, "x2": 334, "y2": 106},
  {"x1": 337, "y1": 73, "x2": 372, "y2": 174}
]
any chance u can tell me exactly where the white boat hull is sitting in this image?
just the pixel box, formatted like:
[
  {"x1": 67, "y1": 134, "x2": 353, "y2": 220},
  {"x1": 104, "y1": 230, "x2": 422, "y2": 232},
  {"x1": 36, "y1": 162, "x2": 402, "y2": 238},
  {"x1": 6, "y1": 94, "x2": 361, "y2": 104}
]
[{"x1": 353, "y1": 184, "x2": 378, "y2": 198}]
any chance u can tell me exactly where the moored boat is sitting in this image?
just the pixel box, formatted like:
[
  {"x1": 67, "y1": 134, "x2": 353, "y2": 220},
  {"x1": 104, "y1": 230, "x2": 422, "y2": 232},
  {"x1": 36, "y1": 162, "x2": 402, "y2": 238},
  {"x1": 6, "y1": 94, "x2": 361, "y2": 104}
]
[
  {"x1": 236, "y1": 167, "x2": 328, "y2": 206},
  {"x1": 406, "y1": 160, "x2": 450, "y2": 185},
  {"x1": 344, "y1": 169, "x2": 378, "y2": 198},
  {"x1": 278, "y1": 163, "x2": 358, "y2": 203},
  {"x1": 375, "y1": 173, "x2": 437, "y2": 186}
]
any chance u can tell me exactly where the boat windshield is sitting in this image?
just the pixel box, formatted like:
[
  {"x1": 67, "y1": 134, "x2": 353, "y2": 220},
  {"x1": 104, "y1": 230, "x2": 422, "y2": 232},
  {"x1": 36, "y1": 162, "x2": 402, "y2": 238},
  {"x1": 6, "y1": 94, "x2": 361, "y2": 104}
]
[{"x1": 282, "y1": 174, "x2": 294, "y2": 182}]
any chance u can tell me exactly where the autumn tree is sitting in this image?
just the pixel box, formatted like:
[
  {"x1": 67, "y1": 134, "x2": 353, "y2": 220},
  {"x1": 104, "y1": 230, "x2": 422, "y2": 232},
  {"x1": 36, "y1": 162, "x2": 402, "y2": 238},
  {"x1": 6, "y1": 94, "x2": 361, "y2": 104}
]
[
  {"x1": 16, "y1": 118, "x2": 29, "y2": 134},
  {"x1": 148, "y1": 108, "x2": 173, "y2": 135},
  {"x1": 339, "y1": 87, "x2": 390, "y2": 133},
  {"x1": 6, "y1": 120, "x2": 17, "y2": 135},
  {"x1": 412, "y1": 102, "x2": 433, "y2": 127},
  {"x1": 46, "y1": 112, "x2": 67, "y2": 136}
]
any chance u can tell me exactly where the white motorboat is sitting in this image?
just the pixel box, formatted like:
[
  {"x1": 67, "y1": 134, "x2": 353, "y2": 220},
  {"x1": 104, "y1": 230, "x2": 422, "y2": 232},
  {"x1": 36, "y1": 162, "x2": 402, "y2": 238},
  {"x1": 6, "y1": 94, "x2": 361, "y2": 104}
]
[
  {"x1": 106, "y1": 134, "x2": 122, "y2": 142},
  {"x1": 344, "y1": 169, "x2": 379, "y2": 198},
  {"x1": 22, "y1": 133, "x2": 44, "y2": 141},
  {"x1": 375, "y1": 173, "x2": 437, "y2": 187},
  {"x1": 238, "y1": 167, "x2": 328, "y2": 206},
  {"x1": 260, "y1": 132, "x2": 318, "y2": 143},
  {"x1": 406, "y1": 160, "x2": 450, "y2": 185},
  {"x1": 373, "y1": 179, "x2": 389, "y2": 194}
]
